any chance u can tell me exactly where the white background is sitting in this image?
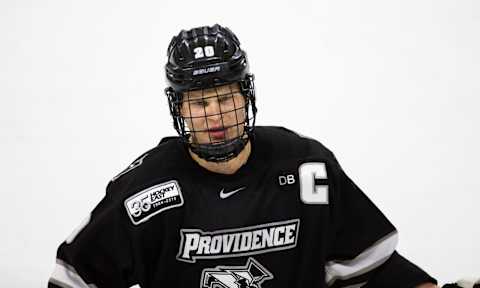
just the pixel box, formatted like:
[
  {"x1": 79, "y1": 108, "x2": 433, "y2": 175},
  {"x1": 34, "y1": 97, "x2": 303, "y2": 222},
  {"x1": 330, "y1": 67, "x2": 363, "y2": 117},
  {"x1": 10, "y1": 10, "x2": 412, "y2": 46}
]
[{"x1": 1, "y1": 0, "x2": 479, "y2": 286}]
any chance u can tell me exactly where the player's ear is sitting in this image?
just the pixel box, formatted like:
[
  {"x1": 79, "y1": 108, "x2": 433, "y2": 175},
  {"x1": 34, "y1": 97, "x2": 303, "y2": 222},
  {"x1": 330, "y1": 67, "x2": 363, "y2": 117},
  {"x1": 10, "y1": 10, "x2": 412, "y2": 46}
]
[{"x1": 179, "y1": 93, "x2": 189, "y2": 115}]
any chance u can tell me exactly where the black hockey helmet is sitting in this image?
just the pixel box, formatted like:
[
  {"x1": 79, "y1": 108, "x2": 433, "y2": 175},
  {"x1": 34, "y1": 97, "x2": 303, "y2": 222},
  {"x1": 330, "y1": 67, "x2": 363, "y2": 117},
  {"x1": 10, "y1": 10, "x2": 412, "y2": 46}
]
[{"x1": 164, "y1": 24, "x2": 257, "y2": 162}]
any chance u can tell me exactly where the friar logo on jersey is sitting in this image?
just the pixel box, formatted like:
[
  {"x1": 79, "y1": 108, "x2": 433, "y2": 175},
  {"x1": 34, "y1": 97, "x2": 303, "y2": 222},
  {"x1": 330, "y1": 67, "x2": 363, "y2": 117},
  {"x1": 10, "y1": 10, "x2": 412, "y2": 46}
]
[
  {"x1": 201, "y1": 257, "x2": 273, "y2": 288},
  {"x1": 124, "y1": 180, "x2": 184, "y2": 225},
  {"x1": 177, "y1": 219, "x2": 300, "y2": 263}
]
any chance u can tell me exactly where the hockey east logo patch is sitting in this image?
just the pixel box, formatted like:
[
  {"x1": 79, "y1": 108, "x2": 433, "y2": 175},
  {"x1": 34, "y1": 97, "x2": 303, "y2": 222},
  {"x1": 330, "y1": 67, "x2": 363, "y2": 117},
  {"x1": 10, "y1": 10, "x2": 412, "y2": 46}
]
[
  {"x1": 124, "y1": 180, "x2": 184, "y2": 225},
  {"x1": 201, "y1": 257, "x2": 273, "y2": 288},
  {"x1": 177, "y1": 219, "x2": 300, "y2": 263}
]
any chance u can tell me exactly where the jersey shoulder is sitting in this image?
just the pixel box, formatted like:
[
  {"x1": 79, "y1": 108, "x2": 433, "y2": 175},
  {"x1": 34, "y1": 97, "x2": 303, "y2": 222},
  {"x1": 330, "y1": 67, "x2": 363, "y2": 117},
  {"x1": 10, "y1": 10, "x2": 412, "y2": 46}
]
[
  {"x1": 254, "y1": 126, "x2": 337, "y2": 162},
  {"x1": 106, "y1": 136, "x2": 188, "y2": 200}
]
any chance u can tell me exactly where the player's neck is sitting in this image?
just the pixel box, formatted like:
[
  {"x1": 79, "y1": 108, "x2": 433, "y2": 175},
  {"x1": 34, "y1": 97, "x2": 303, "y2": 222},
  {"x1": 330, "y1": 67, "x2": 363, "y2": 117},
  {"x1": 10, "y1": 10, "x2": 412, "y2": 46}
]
[{"x1": 189, "y1": 141, "x2": 251, "y2": 175}]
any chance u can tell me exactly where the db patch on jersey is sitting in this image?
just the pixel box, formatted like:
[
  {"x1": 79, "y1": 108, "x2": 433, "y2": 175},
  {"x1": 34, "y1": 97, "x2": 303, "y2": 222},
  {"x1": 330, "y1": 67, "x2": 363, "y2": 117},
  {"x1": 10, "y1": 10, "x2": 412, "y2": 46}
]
[{"x1": 124, "y1": 180, "x2": 184, "y2": 225}]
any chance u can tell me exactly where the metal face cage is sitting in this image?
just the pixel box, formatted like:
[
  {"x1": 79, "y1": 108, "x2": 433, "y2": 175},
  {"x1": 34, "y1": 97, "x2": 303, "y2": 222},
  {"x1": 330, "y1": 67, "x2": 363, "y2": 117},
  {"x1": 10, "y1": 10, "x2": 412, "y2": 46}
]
[{"x1": 165, "y1": 74, "x2": 257, "y2": 162}]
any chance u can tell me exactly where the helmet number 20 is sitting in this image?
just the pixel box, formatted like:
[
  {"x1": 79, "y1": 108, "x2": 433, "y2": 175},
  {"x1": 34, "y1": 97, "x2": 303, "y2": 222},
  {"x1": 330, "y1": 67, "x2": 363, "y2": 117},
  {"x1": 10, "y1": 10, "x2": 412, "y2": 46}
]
[
  {"x1": 194, "y1": 46, "x2": 215, "y2": 59},
  {"x1": 299, "y1": 162, "x2": 329, "y2": 204}
]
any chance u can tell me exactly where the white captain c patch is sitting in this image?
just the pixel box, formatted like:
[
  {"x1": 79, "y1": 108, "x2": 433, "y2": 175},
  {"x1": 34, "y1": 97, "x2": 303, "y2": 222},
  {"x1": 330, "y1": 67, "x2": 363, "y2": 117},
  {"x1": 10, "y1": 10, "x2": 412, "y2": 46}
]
[{"x1": 124, "y1": 180, "x2": 184, "y2": 225}]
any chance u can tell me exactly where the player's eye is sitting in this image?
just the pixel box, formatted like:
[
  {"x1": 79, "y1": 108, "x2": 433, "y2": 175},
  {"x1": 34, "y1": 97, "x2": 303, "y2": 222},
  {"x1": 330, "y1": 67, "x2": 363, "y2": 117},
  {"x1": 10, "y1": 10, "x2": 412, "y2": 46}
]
[
  {"x1": 218, "y1": 95, "x2": 232, "y2": 104},
  {"x1": 191, "y1": 99, "x2": 208, "y2": 106}
]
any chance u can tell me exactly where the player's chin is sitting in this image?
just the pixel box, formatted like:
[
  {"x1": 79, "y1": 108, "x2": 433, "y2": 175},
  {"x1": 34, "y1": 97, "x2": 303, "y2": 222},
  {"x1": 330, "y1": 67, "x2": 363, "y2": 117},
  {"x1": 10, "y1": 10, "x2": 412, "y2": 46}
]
[
  {"x1": 191, "y1": 132, "x2": 224, "y2": 145},
  {"x1": 193, "y1": 127, "x2": 244, "y2": 145}
]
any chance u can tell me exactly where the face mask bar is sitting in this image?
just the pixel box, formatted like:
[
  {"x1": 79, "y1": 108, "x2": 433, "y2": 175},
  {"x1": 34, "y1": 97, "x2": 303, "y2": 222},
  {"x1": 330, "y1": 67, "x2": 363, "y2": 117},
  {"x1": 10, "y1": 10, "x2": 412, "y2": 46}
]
[{"x1": 165, "y1": 74, "x2": 257, "y2": 162}]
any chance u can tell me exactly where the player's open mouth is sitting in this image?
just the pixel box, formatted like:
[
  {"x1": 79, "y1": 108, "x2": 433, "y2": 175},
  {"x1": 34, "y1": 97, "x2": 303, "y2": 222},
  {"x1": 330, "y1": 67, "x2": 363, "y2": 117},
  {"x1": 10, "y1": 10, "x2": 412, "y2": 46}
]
[{"x1": 208, "y1": 127, "x2": 227, "y2": 139}]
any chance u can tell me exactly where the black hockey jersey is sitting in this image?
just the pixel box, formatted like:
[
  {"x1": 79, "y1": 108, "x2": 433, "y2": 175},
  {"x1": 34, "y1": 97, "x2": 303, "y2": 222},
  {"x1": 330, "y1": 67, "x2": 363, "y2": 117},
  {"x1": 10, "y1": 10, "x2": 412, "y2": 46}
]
[{"x1": 48, "y1": 126, "x2": 436, "y2": 288}]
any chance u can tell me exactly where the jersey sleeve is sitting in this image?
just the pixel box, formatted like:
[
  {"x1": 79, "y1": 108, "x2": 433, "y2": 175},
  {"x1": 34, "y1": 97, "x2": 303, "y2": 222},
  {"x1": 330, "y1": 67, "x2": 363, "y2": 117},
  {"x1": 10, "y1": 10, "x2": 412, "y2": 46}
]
[
  {"x1": 325, "y1": 153, "x2": 436, "y2": 287},
  {"x1": 48, "y1": 184, "x2": 137, "y2": 288},
  {"x1": 363, "y1": 251, "x2": 437, "y2": 288}
]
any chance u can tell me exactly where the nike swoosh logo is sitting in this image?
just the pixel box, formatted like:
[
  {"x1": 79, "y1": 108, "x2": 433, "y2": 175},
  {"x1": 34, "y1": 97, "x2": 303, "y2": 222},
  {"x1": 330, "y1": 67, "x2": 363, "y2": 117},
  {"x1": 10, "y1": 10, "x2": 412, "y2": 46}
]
[{"x1": 219, "y1": 187, "x2": 246, "y2": 199}]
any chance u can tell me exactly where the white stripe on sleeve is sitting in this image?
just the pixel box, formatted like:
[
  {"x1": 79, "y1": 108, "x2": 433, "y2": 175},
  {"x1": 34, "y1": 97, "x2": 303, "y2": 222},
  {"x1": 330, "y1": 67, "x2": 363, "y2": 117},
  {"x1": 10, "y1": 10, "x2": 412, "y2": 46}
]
[
  {"x1": 49, "y1": 259, "x2": 97, "y2": 288},
  {"x1": 325, "y1": 232, "x2": 398, "y2": 286}
]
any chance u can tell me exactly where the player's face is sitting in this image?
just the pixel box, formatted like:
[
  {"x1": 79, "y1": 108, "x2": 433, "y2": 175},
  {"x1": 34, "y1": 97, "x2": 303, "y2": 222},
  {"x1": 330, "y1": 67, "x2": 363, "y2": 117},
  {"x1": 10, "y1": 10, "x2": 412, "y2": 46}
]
[{"x1": 180, "y1": 83, "x2": 246, "y2": 145}]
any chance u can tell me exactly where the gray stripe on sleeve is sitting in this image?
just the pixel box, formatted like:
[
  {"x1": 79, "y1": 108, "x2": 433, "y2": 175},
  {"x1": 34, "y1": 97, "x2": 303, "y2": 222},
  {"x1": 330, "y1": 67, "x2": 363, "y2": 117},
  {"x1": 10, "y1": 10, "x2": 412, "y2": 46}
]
[{"x1": 326, "y1": 231, "x2": 398, "y2": 286}]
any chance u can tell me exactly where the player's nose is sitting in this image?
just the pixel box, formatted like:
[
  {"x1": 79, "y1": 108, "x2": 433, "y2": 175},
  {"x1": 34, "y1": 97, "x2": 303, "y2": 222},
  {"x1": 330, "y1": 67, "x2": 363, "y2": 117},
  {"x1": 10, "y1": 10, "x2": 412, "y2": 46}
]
[{"x1": 204, "y1": 98, "x2": 222, "y2": 119}]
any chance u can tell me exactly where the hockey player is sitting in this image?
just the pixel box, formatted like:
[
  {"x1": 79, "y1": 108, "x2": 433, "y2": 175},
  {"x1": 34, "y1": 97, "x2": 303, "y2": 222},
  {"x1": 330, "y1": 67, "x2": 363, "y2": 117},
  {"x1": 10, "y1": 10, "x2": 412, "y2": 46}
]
[{"x1": 48, "y1": 24, "x2": 439, "y2": 288}]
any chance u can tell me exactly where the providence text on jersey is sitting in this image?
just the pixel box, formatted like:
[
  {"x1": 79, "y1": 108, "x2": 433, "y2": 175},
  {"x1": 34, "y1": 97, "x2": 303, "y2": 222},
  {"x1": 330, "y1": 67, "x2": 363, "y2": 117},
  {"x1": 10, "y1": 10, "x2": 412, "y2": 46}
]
[{"x1": 177, "y1": 219, "x2": 300, "y2": 263}]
